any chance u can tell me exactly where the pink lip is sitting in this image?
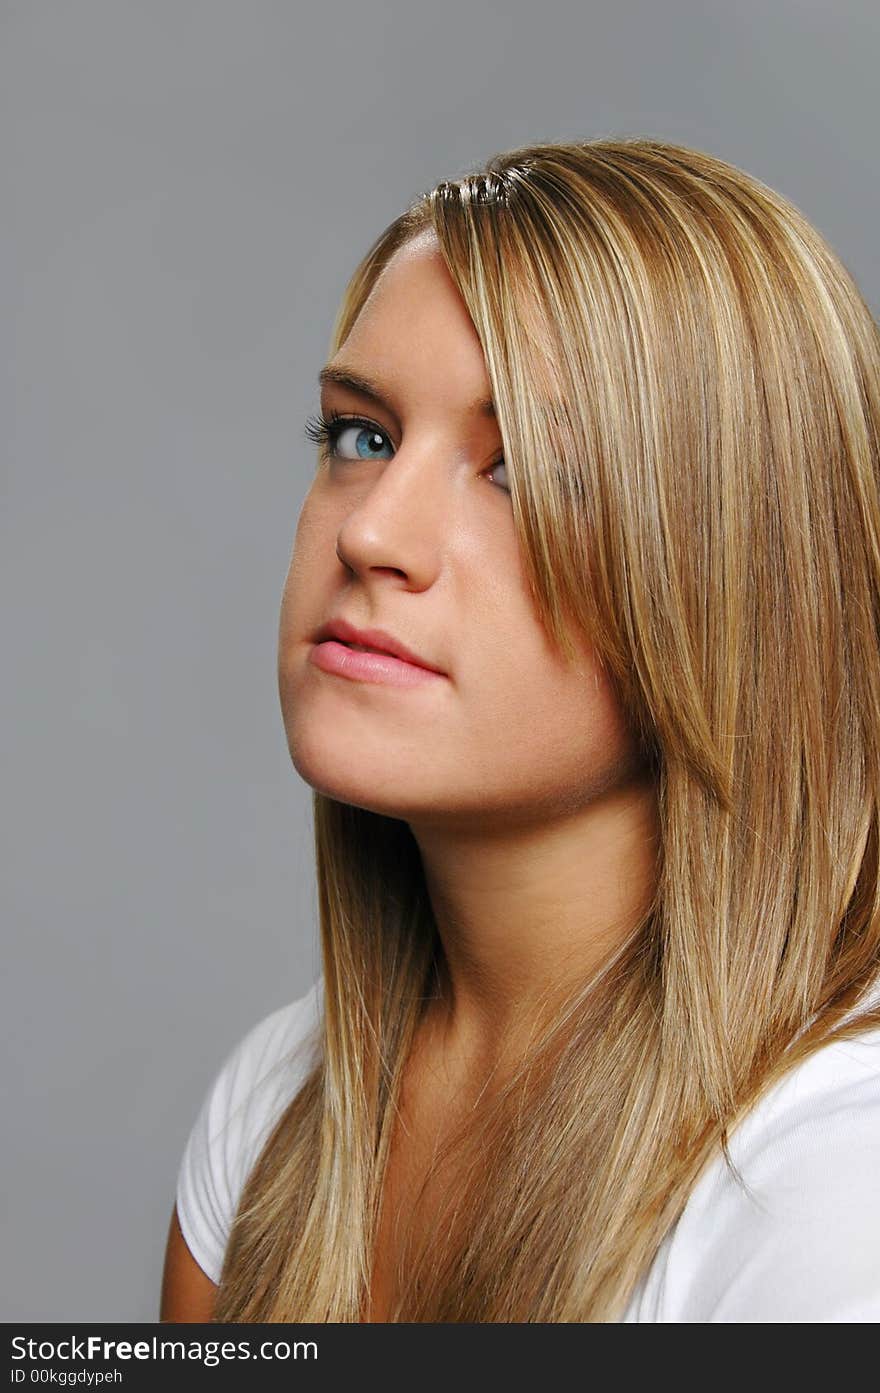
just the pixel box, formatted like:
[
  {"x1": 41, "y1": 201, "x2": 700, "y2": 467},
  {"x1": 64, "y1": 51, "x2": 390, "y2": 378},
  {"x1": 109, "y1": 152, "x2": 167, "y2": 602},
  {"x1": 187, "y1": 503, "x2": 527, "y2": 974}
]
[
  {"x1": 314, "y1": 618, "x2": 444, "y2": 672},
  {"x1": 309, "y1": 616, "x2": 447, "y2": 680},
  {"x1": 309, "y1": 639, "x2": 447, "y2": 687}
]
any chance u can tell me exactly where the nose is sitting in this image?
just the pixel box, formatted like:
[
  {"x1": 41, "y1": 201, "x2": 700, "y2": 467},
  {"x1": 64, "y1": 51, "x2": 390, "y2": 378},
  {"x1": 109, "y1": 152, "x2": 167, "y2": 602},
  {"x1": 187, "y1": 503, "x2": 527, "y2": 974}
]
[{"x1": 333, "y1": 442, "x2": 450, "y2": 589}]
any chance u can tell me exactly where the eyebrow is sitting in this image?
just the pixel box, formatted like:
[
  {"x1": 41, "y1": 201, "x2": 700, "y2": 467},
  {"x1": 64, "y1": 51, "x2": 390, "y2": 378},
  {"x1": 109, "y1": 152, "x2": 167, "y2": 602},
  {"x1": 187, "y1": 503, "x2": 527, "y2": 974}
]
[{"x1": 318, "y1": 364, "x2": 497, "y2": 419}]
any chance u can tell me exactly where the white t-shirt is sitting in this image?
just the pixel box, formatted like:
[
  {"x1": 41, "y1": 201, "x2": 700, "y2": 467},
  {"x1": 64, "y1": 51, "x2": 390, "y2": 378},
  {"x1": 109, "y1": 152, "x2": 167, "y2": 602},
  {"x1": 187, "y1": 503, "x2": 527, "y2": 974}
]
[{"x1": 175, "y1": 976, "x2": 880, "y2": 1322}]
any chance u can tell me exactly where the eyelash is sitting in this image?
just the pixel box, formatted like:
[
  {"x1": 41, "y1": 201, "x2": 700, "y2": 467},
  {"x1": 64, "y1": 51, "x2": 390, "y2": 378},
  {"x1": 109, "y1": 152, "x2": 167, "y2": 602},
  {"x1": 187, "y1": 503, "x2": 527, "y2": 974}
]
[{"x1": 302, "y1": 410, "x2": 510, "y2": 493}]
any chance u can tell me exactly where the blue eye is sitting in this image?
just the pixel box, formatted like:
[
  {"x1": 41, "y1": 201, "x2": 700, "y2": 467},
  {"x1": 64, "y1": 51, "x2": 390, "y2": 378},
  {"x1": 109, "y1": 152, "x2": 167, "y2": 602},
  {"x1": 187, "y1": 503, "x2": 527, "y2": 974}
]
[
  {"x1": 302, "y1": 409, "x2": 510, "y2": 493},
  {"x1": 303, "y1": 411, "x2": 393, "y2": 461}
]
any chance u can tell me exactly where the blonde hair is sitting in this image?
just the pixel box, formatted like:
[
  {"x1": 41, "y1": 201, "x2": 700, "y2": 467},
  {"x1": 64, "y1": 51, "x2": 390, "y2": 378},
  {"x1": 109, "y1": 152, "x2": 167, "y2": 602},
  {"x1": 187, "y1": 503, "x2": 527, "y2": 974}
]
[{"x1": 214, "y1": 137, "x2": 880, "y2": 1321}]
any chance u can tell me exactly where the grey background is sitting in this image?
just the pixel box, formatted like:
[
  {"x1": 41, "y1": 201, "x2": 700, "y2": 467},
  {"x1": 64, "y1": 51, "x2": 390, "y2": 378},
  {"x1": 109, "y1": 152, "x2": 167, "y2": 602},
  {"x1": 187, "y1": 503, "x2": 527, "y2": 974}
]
[{"x1": 2, "y1": 0, "x2": 877, "y2": 1321}]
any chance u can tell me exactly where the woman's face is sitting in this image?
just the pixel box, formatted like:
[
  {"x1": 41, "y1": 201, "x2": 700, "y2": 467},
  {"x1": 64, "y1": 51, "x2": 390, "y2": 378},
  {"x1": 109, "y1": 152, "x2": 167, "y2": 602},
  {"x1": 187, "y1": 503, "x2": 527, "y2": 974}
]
[{"x1": 278, "y1": 231, "x2": 645, "y2": 830}]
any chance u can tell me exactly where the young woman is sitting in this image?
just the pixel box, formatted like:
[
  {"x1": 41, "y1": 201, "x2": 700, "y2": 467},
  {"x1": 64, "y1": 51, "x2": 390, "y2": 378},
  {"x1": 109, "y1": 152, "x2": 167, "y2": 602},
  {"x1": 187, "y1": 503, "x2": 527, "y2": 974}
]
[{"x1": 161, "y1": 137, "x2": 880, "y2": 1323}]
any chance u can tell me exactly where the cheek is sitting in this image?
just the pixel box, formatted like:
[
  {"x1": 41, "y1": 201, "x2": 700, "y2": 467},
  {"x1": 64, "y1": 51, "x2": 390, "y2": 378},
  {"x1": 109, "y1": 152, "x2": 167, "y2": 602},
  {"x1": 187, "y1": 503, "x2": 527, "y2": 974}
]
[
  {"x1": 457, "y1": 626, "x2": 636, "y2": 803},
  {"x1": 279, "y1": 497, "x2": 330, "y2": 637},
  {"x1": 277, "y1": 500, "x2": 334, "y2": 731}
]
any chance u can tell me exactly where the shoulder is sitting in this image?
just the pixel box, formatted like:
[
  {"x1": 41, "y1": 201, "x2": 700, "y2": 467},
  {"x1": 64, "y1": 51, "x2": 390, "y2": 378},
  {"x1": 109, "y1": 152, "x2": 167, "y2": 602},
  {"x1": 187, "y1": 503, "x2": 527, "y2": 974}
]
[
  {"x1": 627, "y1": 1020, "x2": 880, "y2": 1322},
  {"x1": 175, "y1": 975, "x2": 324, "y2": 1284},
  {"x1": 202, "y1": 977, "x2": 324, "y2": 1126}
]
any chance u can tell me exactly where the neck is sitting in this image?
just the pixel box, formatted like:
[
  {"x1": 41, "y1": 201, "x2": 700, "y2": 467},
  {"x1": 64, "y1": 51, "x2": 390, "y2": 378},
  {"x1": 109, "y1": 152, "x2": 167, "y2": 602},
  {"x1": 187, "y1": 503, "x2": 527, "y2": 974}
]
[{"x1": 408, "y1": 775, "x2": 660, "y2": 1067}]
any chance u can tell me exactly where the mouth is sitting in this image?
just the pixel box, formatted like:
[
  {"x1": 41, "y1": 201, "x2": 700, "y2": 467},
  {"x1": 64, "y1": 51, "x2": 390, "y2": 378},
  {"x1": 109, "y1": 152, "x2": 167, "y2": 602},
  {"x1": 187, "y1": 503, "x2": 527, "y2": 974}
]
[
  {"x1": 311, "y1": 618, "x2": 446, "y2": 675},
  {"x1": 309, "y1": 638, "x2": 447, "y2": 688}
]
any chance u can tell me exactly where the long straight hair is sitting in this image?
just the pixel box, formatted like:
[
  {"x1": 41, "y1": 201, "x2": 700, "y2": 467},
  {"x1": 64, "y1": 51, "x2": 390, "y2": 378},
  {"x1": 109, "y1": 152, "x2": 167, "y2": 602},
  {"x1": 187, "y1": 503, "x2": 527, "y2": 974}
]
[{"x1": 215, "y1": 138, "x2": 880, "y2": 1321}]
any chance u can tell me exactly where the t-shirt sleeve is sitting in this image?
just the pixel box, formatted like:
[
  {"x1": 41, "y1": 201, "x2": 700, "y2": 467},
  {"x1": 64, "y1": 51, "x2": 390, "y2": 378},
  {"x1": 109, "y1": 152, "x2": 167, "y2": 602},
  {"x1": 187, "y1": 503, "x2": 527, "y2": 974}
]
[
  {"x1": 174, "y1": 978, "x2": 322, "y2": 1285},
  {"x1": 651, "y1": 1032, "x2": 880, "y2": 1322}
]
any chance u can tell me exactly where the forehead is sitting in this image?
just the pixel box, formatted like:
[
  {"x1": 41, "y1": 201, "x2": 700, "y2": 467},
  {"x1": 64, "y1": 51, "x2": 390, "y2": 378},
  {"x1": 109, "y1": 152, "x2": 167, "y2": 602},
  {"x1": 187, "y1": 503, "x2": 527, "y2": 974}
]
[
  {"x1": 330, "y1": 229, "x2": 565, "y2": 420},
  {"x1": 326, "y1": 234, "x2": 498, "y2": 417},
  {"x1": 345, "y1": 235, "x2": 481, "y2": 346}
]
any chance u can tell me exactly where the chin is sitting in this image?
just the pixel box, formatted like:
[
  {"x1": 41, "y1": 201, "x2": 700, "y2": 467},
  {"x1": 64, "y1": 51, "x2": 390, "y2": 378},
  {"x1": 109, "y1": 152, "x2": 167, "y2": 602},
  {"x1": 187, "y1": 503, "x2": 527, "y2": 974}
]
[{"x1": 285, "y1": 725, "x2": 425, "y2": 819}]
